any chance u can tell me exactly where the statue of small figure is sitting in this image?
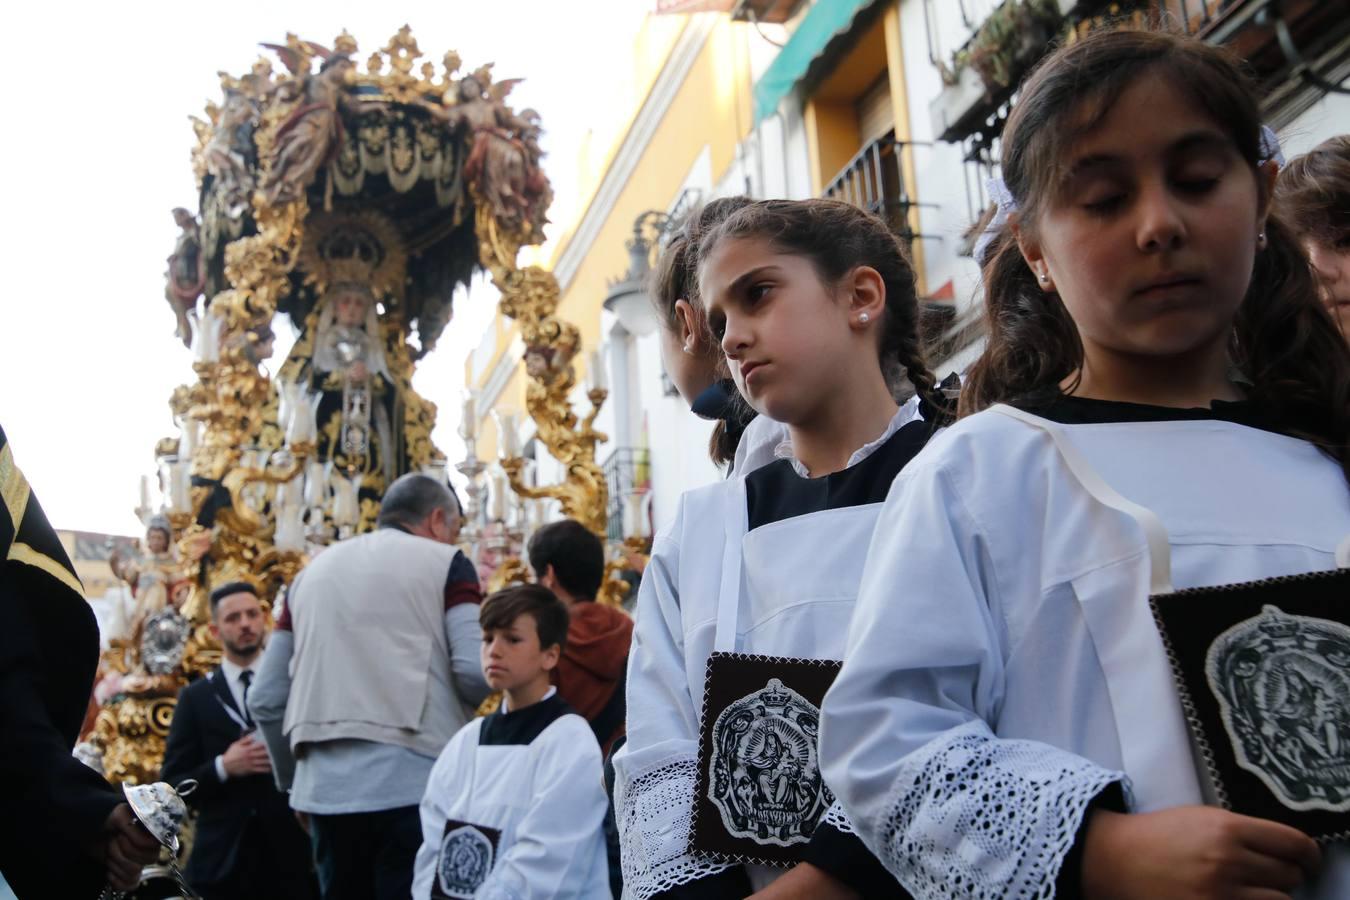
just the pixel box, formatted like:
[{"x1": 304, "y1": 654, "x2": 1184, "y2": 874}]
[
  {"x1": 262, "y1": 54, "x2": 357, "y2": 207},
  {"x1": 108, "y1": 516, "x2": 191, "y2": 654},
  {"x1": 203, "y1": 89, "x2": 258, "y2": 219},
  {"x1": 427, "y1": 72, "x2": 546, "y2": 232},
  {"x1": 308, "y1": 284, "x2": 402, "y2": 507},
  {"x1": 511, "y1": 107, "x2": 553, "y2": 235},
  {"x1": 164, "y1": 209, "x2": 206, "y2": 348}
]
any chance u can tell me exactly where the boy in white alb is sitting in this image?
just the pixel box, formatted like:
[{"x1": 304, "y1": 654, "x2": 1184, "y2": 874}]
[{"x1": 412, "y1": 585, "x2": 612, "y2": 900}]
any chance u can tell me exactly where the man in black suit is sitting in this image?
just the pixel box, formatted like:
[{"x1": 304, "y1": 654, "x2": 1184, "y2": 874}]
[{"x1": 161, "y1": 582, "x2": 315, "y2": 900}]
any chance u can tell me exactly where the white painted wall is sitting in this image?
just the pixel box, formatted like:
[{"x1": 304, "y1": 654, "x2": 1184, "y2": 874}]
[
  {"x1": 1279, "y1": 91, "x2": 1350, "y2": 158},
  {"x1": 898, "y1": 0, "x2": 987, "y2": 320}
]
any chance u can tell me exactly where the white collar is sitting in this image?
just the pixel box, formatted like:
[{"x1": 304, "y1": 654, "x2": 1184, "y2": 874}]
[
  {"x1": 221, "y1": 656, "x2": 259, "y2": 684},
  {"x1": 500, "y1": 684, "x2": 557, "y2": 715},
  {"x1": 772, "y1": 396, "x2": 922, "y2": 478}
]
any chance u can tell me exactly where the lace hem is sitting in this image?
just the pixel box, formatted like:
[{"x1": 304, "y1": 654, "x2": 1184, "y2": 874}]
[
  {"x1": 616, "y1": 754, "x2": 734, "y2": 900},
  {"x1": 821, "y1": 798, "x2": 856, "y2": 835},
  {"x1": 874, "y1": 719, "x2": 1126, "y2": 900}
]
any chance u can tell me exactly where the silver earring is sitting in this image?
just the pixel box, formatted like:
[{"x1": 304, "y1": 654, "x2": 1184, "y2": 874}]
[
  {"x1": 1038, "y1": 272, "x2": 1049, "y2": 283},
  {"x1": 1257, "y1": 231, "x2": 1266, "y2": 248},
  {"x1": 682, "y1": 343, "x2": 693, "y2": 354},
  {"x1": 859, "y1": 312, "x2": 870, "y2": 324}
]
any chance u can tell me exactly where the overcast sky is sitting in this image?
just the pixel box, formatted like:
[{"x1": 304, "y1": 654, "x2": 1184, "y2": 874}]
[{"x1": 0, "y1": 0, "x2": 650, "y2": 536}]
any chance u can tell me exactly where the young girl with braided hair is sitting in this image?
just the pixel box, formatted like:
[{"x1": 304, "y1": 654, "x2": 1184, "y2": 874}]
[{"x1": 614, "y1": 198, "x2": 950, "y2": 899}]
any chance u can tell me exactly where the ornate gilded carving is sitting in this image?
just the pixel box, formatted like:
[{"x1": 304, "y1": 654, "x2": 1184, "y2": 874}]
[
  {"x1": 95, "y1": 26, "x2": 610, "y2": 777},
  {"x1": 474, "y1": 204, "x2": 610, "y2": 536}
]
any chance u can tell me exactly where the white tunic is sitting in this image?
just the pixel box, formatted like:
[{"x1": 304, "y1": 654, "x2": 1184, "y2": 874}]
[
  {"x1": 614, "y1": 402, "x2": 927, "y2": 898},
  {"x1": 411, "y1": 691, "x2": 611, "y2": 899},
  {"x1": 819, "y1": 403, "x2": 1350, "y2": 899}
]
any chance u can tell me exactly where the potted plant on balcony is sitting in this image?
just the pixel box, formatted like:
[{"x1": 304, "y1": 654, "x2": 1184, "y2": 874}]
[
  {"x1": 930, "y1": 0, "x2": 1063, "y2": 142},
  {"x1": 967, "y1": 0, "x2": 1062, "y2": 91}
]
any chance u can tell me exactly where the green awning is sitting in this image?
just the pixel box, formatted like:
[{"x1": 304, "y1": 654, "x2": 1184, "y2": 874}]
[{"x1": 752, "y1": 0, "x2": 876, "y2": 125}]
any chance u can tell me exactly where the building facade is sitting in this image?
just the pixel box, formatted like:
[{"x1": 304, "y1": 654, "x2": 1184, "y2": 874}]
[{"x1": 465, "y1": 0, "x2": 1349, "y2": 542}]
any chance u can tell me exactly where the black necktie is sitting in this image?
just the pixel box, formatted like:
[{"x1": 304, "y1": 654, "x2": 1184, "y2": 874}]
[{"x1": 239, "y1": 669, "x2": 254, "y2": 727}]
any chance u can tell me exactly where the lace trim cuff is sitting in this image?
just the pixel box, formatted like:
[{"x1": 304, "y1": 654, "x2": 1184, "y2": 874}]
[
  {"x1": 616, "y1": 754, "x2": 735, "y2": 900},
  {"x1": 875, "y1": 719, "x2": 1126, "y2": 900},
  {"x1": 822, "y1": 798, "x2": 856, "y2": 835}
]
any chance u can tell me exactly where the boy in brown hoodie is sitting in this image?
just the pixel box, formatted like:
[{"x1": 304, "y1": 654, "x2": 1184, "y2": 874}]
[{"x1": 527, "y1": 520, "x2": 632, "y2": 755}]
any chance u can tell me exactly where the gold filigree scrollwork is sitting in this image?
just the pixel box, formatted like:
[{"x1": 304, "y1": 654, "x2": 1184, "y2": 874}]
[{"x1": 473, "y1": 202, "x2": 610, "y2": 537}]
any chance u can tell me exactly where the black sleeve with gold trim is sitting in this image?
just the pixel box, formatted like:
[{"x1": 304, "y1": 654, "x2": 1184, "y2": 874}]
[{"x1": 0, "y1": 424, "x2": 121, "y2": 899}]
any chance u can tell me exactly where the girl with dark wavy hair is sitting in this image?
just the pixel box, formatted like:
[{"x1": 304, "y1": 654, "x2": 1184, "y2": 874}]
[
  {"x1": 822, "y1": 28, "x2": 1349, "y2": 900},
  {"x1": 616, "y1": 198, "x2": 949, "y2": 899},
  {"x1": 1277, "y1": 135, "x2": 1350, "y2": 339}
]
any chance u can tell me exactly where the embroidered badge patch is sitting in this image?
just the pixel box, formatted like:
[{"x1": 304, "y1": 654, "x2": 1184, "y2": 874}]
[
  {"x1": 1206, "y1": 605, "x2": 1350, "y2": 813},
  {"x1": 708, "y1": 677, "x2": 829, "y2": 847},
  {"x1": 432, "y1": 821, "x2": 501, "y2": 900},
  {"x1": 1150, "y1": 566, "x2": 1350, "y2": 842}
]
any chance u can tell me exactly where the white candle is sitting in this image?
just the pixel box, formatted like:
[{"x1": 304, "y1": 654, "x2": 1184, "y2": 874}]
[
  {"x1": 587, "y1": 350, "x2": 608, "y2": 392},
  {"x1": 461, "y1": 392, "x2": 477, "y2": 439},
  {"x1": 303, "y1": 461, "x2": 328, "y2": 507},
  {"x1": 169, "y1": 461, "x2": 192, "y2": 514},
  {"x1": 195, "y1": 311, "x2": 222, "y2": 363},
  {"x1": 497, "y1": 412, "x2": 520, "y2": 458},
  {"x1": 330, "y1": 470, "x2": 359, "y2": 526},
  {"x1": 274, "y1": 504, "x2": 306, "y2": 552},
  {"x1": 279, "y1": 380, "x2": 298, "y2": 439},
  {"x1": 285, "y1": 385, "x2": 318, "y2": 446},
  {"x1": 278, "y1": 471, "x2": 305, "y2": 511},
  {"x1": 139, "y1": 475, "x2": 152, "y2": 512},
  {"x1": 623, "y1": 491, "x2": 650, "y2": 539},
  {"x1": 180, "y1": 419, "x2": 199, "y2": 456},
  {"x1": 489, "y1": 470, "x2": 508, "y2": 522}
]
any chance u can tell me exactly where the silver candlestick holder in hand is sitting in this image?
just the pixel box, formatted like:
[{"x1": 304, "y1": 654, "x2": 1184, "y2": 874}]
[{"x1": 99, "y1": 779, "x2": 202, "y2": 900}]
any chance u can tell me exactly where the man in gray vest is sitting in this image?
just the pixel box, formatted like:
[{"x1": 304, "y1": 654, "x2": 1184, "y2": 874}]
[{"x1": 250, "y1": 474, "x2": 488, "y2": 900}]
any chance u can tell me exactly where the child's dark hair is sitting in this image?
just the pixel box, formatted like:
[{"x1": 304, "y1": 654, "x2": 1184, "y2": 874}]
[
  {"x1": 649, "y1": 196, "x2": 756, "y2": 466},
  {"x1": 962, "y1": 28, "x2": 1350, "y2": 483},
  {"x1": 527, "y1": 519, "x2": 604, "y2": 602},
  {"x1": 480, "y1": 584, "x2": 569, "y2": 652},
  {"x1": 1276, "y1": 135, "x2": 1350, "y2": 249},
  {"x1": 696, "y1": 198, "x2": 951, "y2": 419}
]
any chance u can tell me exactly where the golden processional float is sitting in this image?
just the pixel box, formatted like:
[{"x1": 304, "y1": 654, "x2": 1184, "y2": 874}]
[{"x1": 84, "y1": 28, "x2": 623, "y2": 785}]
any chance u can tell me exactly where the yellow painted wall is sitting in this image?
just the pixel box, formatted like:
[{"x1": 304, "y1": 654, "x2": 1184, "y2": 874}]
[
  {"x1": 802, "y1": 3, "x2": 927, "y2": 295},
  {"x1": 805, "y1": 99, "x2": 862, "y2": 195},
  {"x1": 471, "y1": 15, "x2": 755, "y2": 410},
  {"x1": 554, "y1": 17, "x2": 754, "y2": 373}
]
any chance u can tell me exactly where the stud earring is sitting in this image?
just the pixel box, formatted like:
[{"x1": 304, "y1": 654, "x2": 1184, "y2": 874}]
[
  {"x1": 1257, "y1": 231, "x2": 1267, "y2": 248},
  {"x1": 683, "y1": 343, "x2": 693, "y2": 354},
  {"x1": 859, "y1": 312, "x2": 870, "y2": 324},
  {"x1": 1038, "y1": 272, "x2": 1049, "y2": 283}
]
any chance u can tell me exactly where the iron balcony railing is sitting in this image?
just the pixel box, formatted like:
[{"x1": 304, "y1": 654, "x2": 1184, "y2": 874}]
[
  {"x1": 601, "y1": 447, "x2": 651, "y2": 543},
  {"x1": 822, "y1": 130, "x2": 933, "y2": 247}
]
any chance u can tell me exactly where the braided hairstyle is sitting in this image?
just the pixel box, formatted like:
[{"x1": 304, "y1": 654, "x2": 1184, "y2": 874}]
[{"x1": 697, "y1": 198, "x2": 951, "y2": 421}]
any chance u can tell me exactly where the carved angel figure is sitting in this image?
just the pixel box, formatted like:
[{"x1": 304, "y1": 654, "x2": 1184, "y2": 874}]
[
  {"x1": 164, "y1": 208, "x2": 205, "y2": 348},
  {"x1": 429, "y1": 74, "x2": 547, "y2": 233},
  {"x1": 203, "y1": 89, "x2": 258, "y2": 219},
  {"x1": 261, "y1": 50, "x2": 357, "y2": 207}
]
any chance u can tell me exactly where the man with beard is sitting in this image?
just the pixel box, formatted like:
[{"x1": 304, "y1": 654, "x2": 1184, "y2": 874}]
[{"x1": 160, "y1": 582, "x2": 315, "y2": 899}]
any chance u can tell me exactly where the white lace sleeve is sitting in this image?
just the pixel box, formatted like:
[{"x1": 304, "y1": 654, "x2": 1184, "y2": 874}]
[
  {"x1": 614, "y1": 753, "x2": 734, "y2": 900},
  {"x1": 873, "y1": 719, "x2": 1127, "y2": 899}
]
